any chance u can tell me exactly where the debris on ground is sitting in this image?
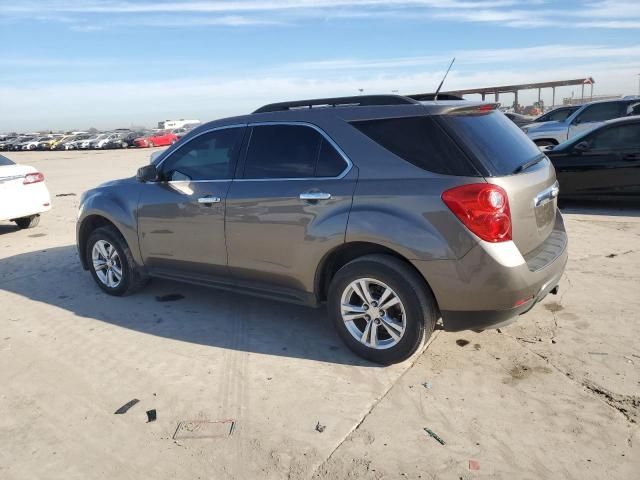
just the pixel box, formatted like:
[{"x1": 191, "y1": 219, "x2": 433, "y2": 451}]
[
  {"x1": 315, "y1": 422, "x2": 326, "y2": 433},
  {"x1": 423, "y1": 427, "x2": 445, "y2": 445},
  {"x1": 55, "y1": 193, "x2": 76, "y2": 197},
  {"x1": 114, "y1": 399, "x2": 139, "y2": 414},
  {"x1": 422, "y1": 381, "x2": 432, "y2": 390},
  {"x1": 173, "y1": 419, "x2": 236, "y2": 439},
  {"x1": 469, "y1": 459, "x2": 480, "y2": 471},
  {"x1": 146, "y1": 409, "x2": 157, "y2": 422},
  {"x1": 456, "y1": 339, "x2": 470, "y2": 347},
  {"x1": 155, "y1": 294, "x2": 185, "y2": 302}
]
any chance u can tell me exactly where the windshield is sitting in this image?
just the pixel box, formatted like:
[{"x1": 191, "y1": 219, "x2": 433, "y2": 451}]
[
  {"x1": 0, "y1": 153, "x2": 15, "y2": 166},
  {"x1": 439, "y1": 110, "x2": 543, "y2": 176}
]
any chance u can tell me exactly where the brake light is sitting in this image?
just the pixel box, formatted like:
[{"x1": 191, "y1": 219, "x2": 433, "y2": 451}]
[
  {"x1": 23, "y1": 172, "x2": 45, "y2": 185},
  {"x1": 442, "y1": 184, "x2": 512, "y2": 242}
]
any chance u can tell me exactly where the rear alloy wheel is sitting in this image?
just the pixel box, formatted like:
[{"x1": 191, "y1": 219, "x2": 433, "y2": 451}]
[
  {"x1": 14, "y1": 215, "x2": 40, "y2": 229},
  {"x1": 86, "y1": 226, "x2": 147, "y2": 296},
  {"x1": 340, "y1": 278, "x2": 406, "y2": 350},
  {"x1": 328, "y1": 254, "x2": 437, "y2": 364}
]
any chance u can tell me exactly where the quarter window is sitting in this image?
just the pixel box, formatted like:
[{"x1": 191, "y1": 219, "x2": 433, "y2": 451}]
[
  {"x1": 243, "y1": 124, "x2": 347, "y2": 179},
  {"x1": 352, "y1": 115, "x2": 479, "y2": 176},
  {"x1": 161, "y1": 127, "x2": 243, "y2": 181}
]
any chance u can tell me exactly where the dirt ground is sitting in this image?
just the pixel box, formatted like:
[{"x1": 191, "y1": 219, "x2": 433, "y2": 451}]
[{"x1": 1, "y1": 149, "x2": 638, "y2": 479}]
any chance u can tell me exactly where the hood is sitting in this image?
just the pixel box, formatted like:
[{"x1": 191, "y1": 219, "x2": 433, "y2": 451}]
[
  {"x1": 97, "y1": 176, "x2": 137, "y2": 189},
  {"x1": 522, "y1": 120, "x2": 564, "y2": 132}
]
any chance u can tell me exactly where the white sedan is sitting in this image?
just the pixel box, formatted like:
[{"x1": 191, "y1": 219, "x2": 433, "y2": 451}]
[{"x1": 0, "y1": 154, "x2": 51, "y2": 229}]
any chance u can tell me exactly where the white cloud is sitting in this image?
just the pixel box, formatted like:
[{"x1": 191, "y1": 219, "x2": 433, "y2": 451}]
[
  {"x1": 4, "y1": 0, "x2": 640, "y2": 30},
  {"x1": 2, "y1": 56, "x2": 639, "y2": 132}
]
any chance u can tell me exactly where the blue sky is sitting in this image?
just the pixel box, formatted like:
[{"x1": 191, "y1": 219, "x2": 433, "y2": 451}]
[{"x1": 1, "y1": 0, "x2": 640, "y2": 131}]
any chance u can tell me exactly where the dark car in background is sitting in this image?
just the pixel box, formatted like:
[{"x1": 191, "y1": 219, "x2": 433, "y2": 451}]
[
  {"x1": 546, "y1": 116, "x2": 640, "y2": 199},
  {"x1": 534, "y1": 106, "x2": 580, "y2": 123},
  {"x1": 505, "y1": 112, "x2": 536, "y2": 127},
  {"x1": 77, "y1": 95, "x2": 567, "y2": 364}
]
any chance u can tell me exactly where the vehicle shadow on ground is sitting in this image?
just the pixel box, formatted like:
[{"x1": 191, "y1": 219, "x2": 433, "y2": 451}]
[
  {"x1": 0, "y1": 223, "x2": 20, "y2": 235},
  {"x1": 560, "y1": 199, "x2": 640, "y2": 217},
  {"x1": 0, "y1": 245, "x2": 375, "y2": 367}
]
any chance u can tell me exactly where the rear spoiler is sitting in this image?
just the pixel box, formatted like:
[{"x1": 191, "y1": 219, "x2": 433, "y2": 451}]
[{"x1": 445, "y1": 103, "x2": 499, "y2": 116}]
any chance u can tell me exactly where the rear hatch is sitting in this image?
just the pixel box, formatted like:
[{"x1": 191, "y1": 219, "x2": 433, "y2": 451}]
[{"x1": 438, "y1": 107, "x2": 558, "y2": 256}]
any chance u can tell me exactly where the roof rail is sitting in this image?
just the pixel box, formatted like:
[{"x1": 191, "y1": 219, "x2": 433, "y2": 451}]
[
  {"x1": 408, "y1": 93, "x2": 465, "y2": 101},
  {"x1": 253, "y1": 95, "x2": 420, "y2": 114}
]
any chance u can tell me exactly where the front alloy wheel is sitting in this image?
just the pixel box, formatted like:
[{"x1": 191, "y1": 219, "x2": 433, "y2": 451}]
[
  {"x1": 92, "y1": 240, "x2": 123, "y2": 288},
  {"x1": 340, "y1": 278, "x2": 406, "y2": 349}
]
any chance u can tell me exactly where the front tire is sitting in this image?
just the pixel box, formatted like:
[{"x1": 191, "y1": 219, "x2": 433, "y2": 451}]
[
  {"x1": 14, "y1": 215, "x2": 40, "y2": 229},
  {"x1": 86, "y1": 226, "x2": 147, "y2": 296},
  {"x1": 328, "y1": 254, "x2": 437, "y2": 364}
]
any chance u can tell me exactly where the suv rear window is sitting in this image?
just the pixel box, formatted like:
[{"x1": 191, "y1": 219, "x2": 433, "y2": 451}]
[
  {"x1": 439, "y1": 111, "x2": 542, "y2": 176},
  {"x1": 350, "y1": 116, "x2": 478, "y2": 176},
  {"x1": 0, "y1": 154, "x2": 15, "y2": 166}
]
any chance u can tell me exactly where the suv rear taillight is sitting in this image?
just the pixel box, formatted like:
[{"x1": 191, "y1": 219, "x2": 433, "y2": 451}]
[
  {"x1": 442, "y1": 184, "x2": 512, "y2": 243},
  {"x1": 23, "y1": 172, "x2": 45, "y2": 185}
]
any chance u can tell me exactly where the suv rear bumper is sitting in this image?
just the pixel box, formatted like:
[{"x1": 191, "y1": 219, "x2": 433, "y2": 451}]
[{"x1": 413, "y1": 212, "x2": 568, "y2": 332}]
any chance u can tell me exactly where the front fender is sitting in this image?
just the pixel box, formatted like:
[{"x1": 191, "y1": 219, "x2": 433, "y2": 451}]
[{"x1": 77, "y1": 185, "x2": 142, "y2": 268}]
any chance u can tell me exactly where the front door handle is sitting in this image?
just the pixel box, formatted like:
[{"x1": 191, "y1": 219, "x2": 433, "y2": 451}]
[
  {"x1": 299, "y1": 192, "x2": 331, "y2": 201},
  {"x1": 198, "y1": 196, "x2": 221, "y2": 204}
]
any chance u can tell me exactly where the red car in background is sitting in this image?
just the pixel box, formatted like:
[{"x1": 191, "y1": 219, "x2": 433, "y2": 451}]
[{"x1": 134, "y1": 130, "x2": 178, "y2": 148}]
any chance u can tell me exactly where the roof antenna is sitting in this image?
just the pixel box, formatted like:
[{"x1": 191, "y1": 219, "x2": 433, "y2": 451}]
[{"x1": 434, "y1": 57, "x2": 455, "y2": 101}]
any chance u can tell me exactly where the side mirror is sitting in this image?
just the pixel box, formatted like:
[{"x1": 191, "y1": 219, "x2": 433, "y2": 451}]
[
  {"x1": 573, "y1": 117, "x2": 581, "y2": 125},
  {"x1": 573, "y1": 141, "x2": 591, "y2": 153},
  {"x1": 136, "y1": 164, "x2": 159, "y2": 183}
]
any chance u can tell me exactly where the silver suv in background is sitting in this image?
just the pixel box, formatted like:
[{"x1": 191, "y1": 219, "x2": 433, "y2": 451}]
[
  {"x1": 523, "y1": 99, "x2": 640, "y2": 147},
  {"x1": 77, "y1": 95, "x2": 567, "y2": 364}
]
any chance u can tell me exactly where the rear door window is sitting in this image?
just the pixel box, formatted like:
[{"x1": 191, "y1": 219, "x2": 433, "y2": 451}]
[
  {"x1": 439, "y1": 111, "x2": 542, "y2": 176},
  {"x1": 350, "y1": 116, "x2": 478, "y2": 176},
  {"x1": 243, "y1": 124, "x2": 347, "y2": 179}
]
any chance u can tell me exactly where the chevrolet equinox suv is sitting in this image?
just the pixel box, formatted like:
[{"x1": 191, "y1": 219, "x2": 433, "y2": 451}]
[{"x1": 77, "y1": 95, "x2": 568, "y2": 364}]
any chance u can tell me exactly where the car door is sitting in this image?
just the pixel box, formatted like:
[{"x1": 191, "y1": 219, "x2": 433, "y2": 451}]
[
  {"x1": 554, "y1": 122, "x2": 640, "y2": 197},
  {"x1": 137, "y1": 125, "x2": 245, "y2": 280},
  {"x1": 567, "y1": 102, "x2": 626, "y2": 139},
  {"x1": 225, "y1": 122, "x2": 357, "y2": 299}
]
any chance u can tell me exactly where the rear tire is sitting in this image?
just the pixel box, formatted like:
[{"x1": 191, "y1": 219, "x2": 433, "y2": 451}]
[
  {"x1": 86, "y1": 226, "x2": 148, "y2": 296},
  {"x1": 14, "y1": 215, "x2": 40, "y2": 229},
  {"x1": 534, "y1": 139, "x2": 556, "y2": 147},
  {"x1": 328, "y1": 254, "x2": 437, "y2": 364}
]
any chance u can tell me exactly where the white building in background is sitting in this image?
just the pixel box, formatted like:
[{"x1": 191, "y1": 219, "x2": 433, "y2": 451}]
[{"x1": 157, "y1": 119, "x2": 201, "y2": 130}]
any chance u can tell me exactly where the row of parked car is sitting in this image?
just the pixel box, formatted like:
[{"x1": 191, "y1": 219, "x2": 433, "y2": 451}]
[{"x1": 0, "y1": 127, "x2": 191, "y2": 152}]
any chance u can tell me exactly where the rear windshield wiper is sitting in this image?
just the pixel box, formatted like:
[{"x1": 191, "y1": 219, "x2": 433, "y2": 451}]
[{"x1": 512, "y1": 154, "x2": 545, "y2": 174}]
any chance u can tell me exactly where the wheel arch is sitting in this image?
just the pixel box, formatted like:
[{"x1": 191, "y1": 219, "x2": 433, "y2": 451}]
[
  {"x1": 77, "y1": 215, "x2": 125, "y2": 270},
  {"x1": 314, "y1": 241, "x2": 438, "y2": 308}
]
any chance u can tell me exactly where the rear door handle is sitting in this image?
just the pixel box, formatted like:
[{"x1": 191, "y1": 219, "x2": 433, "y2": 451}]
[
  {"x1": 299, "y1": 192, "x2": 332, "y2": 201},
  {"x1": 198, "y1": 196, "x2": 221, "y2": 204}
]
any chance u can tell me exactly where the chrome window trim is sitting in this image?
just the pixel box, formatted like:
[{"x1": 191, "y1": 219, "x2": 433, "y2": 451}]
[
  {"x1": 235, "y1": 121, "x2": 353, "y2": 182},
  {"x1": 154, "y1": 123, "x2": 247, "y2": 176}
]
